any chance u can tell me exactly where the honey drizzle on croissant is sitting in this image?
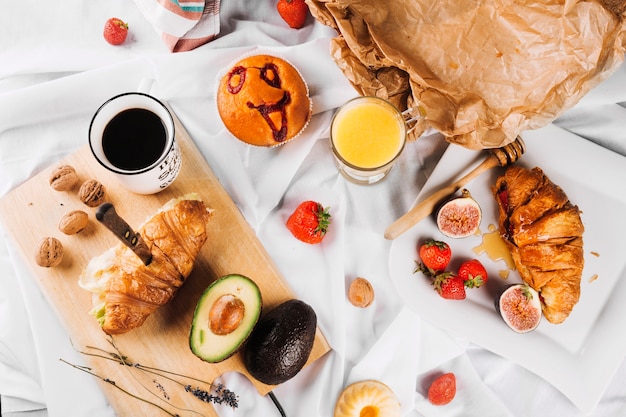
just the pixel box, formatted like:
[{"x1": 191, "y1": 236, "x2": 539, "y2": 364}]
[
  {"x1": 493, "y1": 166, "x2": 584, "y2": 324},
  {"x1": 82, "y1": 196, "x2": 211, "y2": 335}
]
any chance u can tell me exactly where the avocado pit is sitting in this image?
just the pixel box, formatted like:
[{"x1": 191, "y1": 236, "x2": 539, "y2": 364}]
[{"x1": 209, "y1": 294, "x2": 245, "y2": 335}]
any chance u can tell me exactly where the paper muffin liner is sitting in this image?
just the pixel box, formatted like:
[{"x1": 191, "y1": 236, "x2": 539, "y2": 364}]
[{"x1": 215, "y1": 49, "x2": 313, "y2": 149}]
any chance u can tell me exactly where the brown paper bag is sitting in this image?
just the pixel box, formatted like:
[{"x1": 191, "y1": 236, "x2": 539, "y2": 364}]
[{"x1": 308, "y1": 0, "x2": 626, "y2": 149}]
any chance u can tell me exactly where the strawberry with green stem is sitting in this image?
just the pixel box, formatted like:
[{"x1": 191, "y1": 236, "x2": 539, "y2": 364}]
[
  {"x1": 433, "y1": 272, "x2": 466, "y2": 300},
  {"x1": 458, "y1": 259, "x2": 488, "y2": 288},
  {"x1": 286, "y1": 201, "x2": 331, "y2": 244},
  {"x1": 414, "y1": 239, "x2": 452, "y2": 276}
]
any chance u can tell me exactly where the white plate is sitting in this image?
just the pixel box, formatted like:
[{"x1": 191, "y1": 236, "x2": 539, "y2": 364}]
[{"x1": 389, "y1": 123, "x2": 626, "y2": 414}]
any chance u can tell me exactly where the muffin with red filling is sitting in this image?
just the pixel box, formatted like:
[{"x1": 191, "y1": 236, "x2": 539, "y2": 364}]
[{"x1": 217, "y1": 54, "x2": 311, "y2": 147}]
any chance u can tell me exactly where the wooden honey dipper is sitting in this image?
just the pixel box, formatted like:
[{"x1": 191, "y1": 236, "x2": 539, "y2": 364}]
[{"x1": 384, "y1": 136, "x2": 526, "y2": 240}]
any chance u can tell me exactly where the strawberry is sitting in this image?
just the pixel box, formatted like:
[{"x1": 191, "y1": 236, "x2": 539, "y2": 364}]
[
  {"x1": 286, "y1": 201, "x2": 331, "y2": 244},
  {"x1": 103, "y1": 18, "x2": 129, "y2": 45},
  {"x1": 433, "y1": 272, "x2": 466, "y2": 300},
  {"x1": 277, "y1": 0, "x2": 309, "y2": 29},
  {"x1": 458, "y1": 259, "x2": 488, "y2": 288},
  {"x1": 415, "y1": 240, "x2": 451, "y2": 275},
  {"x1": 427, "y1": 372, "x2": 456, "y2": 405}
]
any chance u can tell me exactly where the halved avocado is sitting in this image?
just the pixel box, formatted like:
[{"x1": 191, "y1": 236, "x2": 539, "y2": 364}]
[{"x1": 190, "y1": 274, "x2": 262, "y2": 363}]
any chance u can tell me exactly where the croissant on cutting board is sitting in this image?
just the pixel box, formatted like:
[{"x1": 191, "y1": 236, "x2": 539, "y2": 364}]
[
  {"x1": 493, "y1": 166, "x2": 584, "y2": 324},
  {"x1": 79, "y1": 193, "x2": 212, "y2": 335}
]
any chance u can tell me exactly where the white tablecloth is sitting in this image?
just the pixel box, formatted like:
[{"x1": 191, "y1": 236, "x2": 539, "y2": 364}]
[{"x1": 1, "y1": 1, "x2": 625, "y2": 417}]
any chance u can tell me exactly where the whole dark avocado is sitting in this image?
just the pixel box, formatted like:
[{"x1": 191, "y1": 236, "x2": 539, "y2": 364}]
[{"x1": 244, "y1": 299, "x2": 317, "y2": 385}]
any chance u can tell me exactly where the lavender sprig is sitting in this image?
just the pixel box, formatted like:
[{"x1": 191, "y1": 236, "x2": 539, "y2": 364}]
[{"x1": 185, "y1": 383, "x2": 238, "y2": 409}]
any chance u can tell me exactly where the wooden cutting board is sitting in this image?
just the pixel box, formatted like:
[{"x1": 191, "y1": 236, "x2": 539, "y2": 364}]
[{"x1": 0, "y1": 109, "x2": 330, "y2": 416}]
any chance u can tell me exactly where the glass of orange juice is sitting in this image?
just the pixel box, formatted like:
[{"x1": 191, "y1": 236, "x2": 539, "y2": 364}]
[{"x1": 330, "y1": 96, "x2": 421, "y2": 185}]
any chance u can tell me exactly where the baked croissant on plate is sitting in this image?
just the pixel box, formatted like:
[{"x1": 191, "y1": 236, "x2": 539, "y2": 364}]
[
  {"x1": 79, "y1": 193, "x2": 212, "y2": 335},
  {"x1": 493, "y1": 166, "x2": 584, "y2": 324}
]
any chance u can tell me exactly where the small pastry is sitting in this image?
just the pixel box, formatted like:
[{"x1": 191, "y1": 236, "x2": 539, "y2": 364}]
[
  {"x1": 334, "y1": 380, "x2": 401, "y2": 417},
  {"x1": 217, "y1": 54, "x2": 311, "y2": 147}
]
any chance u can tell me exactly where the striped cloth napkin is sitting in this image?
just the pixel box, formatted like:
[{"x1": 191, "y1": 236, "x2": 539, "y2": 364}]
[{"x1": 132, "y1": 0, "x2": 221, "y2": 52}]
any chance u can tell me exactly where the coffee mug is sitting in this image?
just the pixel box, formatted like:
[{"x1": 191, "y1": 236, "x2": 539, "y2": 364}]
[{"x1": 89, "y1": 91, "x2": 182, "y2": 194}]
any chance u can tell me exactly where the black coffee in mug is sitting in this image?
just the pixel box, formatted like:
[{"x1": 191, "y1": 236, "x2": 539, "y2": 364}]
[{"x1": 102, "y1": 108, "x2": 167, "y2": 171}]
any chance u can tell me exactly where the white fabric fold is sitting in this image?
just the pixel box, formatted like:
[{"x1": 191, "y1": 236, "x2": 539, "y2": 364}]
[
  {"x1": 0, "y1": 226, "x2": 46, "y2": 413},
  {"x1": 554, "y1": 62, "x2": 626, "y2": 155},
  {"x1": 1, "y1": 226, "x2": 113, "y2": 417},
  {"x1": 345, "y1": 307, "x2": 422, "y2": 416}
]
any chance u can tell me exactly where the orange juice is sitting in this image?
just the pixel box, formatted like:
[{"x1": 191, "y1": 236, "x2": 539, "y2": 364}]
[{"x1": 331, "y1": 97, "x2": 406, "y2": 169}]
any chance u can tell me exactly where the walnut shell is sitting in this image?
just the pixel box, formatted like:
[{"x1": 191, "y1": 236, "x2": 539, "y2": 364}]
[
  {"x1": 348, "y1": 277, "x2": 375, "y2": 308},
  {"x1": 58, "y1": 210, "x2": 89, "y2": 235},
  {"x1": 79, "y1": 179, "x2": 106, "y2": 207},
  {"x1": 35, "y1": 237, "x2": 64, "y2": 267},
  {"x1": 49, "y1": 164, "x2": 79, "y2": 191}
]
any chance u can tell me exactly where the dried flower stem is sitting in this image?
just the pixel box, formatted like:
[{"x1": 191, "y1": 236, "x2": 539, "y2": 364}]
[
  {"x1": 59, "y1": 359, "x2": 179, "y2": 417},
  {"x1": 62, "y1": 336, "x2": 238, "y2": 416},
  {"x1": 83, "y1": 342, "x2": 237, "y2": 408}
]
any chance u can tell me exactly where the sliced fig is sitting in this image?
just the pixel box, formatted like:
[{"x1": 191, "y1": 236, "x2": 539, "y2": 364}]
[
  {"x1": 496, "y1": 283, "x2": 542, "y2": 333},
  {"x1": 436, "y1": 189, "x2": 482, "y2": 238}
]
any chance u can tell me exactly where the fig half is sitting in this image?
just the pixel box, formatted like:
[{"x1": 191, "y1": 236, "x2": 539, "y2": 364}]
[
  {"x1": 496, "y1": 284, "x2": 542, "y2": 333},
  {"x1": 436, "y1": 189, "x2": 482, "y2": 238}
]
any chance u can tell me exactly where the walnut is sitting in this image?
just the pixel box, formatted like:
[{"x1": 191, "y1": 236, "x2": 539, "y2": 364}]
[
  {"x1": 35, "y1": 237, "x2": 64, "y2": 267},
  {"x1": 79, "y1": 179, "x2": 106, "y2": 207},
  {"x1": 49, "y1": 164, "x2": 79, "y2": 191},
  {"x1": 58, "y1": 210, "x2": 89, "y2": 235},
  {"x1": 348, "y1": 277, "x2": 375, "y2": 308}
]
